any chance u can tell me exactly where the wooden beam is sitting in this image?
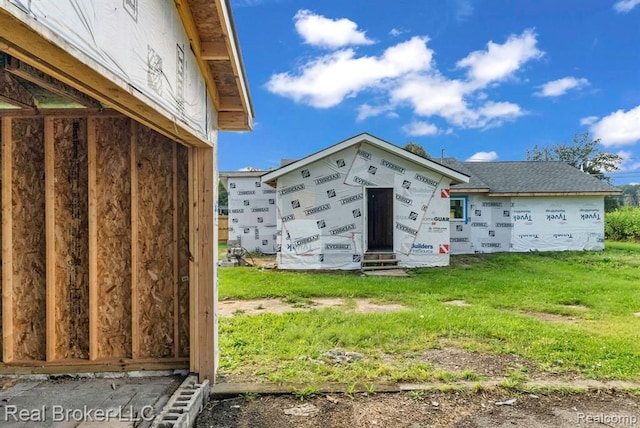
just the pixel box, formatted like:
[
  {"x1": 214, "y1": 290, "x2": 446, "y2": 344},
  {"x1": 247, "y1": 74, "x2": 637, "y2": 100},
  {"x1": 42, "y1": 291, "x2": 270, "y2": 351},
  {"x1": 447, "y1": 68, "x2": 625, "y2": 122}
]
[
  {"x1": 44, "y1": 117, "x2": 56, "y2": 361},
  {"x1": 0, "y1": 108, "x2": 121, "y2": 118},
  {"x1": 0, "y1": 11, "x2": 215, "y2": 145},
  {"x1": 200, "y1": 42, "x2": 229, "y2": 61},
  {"x1": 5, "y1": 58, "x2": 102, "y2": 109},
  {"x1": 193, "y1": 147, "x2": 216, "y2": 382},
  {"x1": 188, "y1": 146, "x2": 198, "y2": 373},
  {"x1": 172, "y1": 143, "x2": 180, "y2": 358},
  {"x1": 1, "y1": 116, "x2": 13, "y2": 362},
  {"x1": 87, "y1": 117, "x2": 98, "y2": 360},
  {"x1": 0, "y1": 69, "x2": 35, "y2": 109},
  {"x1": 218, "y1": 111, "x2": 250, "y2": 131},
  {"x1": 130, "y1": 120, "x2": 139, "y2": 360}
]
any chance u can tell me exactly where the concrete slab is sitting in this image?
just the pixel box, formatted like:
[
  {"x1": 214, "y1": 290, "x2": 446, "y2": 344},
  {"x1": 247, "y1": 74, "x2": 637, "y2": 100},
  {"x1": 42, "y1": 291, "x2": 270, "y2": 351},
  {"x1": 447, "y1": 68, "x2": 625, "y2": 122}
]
[{"x1": 0, "y1": 373, "x2": 184, "y2": 427}]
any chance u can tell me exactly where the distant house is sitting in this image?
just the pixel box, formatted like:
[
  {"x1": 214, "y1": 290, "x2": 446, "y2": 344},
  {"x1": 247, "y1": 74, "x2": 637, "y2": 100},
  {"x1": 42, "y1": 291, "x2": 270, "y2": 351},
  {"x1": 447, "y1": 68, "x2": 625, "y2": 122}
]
[
  {"x1": 219, "y1": 171, "x2": 277, "y2": 254},
  {"x1": 441, "y1": 160, "x2": 620, "y2": 254},
  {"x1": 261, "y1": 133, "x2": 470, "y2": 269}
]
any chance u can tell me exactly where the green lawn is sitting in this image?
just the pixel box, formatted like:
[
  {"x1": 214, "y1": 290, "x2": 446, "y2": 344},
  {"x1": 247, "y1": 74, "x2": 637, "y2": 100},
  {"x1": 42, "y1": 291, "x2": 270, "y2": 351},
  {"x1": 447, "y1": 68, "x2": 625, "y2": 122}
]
[{"x1": 218, "y1": 242, "x2": 640, "y2": 384}]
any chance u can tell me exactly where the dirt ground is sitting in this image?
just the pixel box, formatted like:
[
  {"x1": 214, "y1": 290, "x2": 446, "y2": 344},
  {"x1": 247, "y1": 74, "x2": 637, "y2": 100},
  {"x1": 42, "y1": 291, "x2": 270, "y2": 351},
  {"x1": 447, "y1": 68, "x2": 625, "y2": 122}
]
[{"x1": 196, "y1": 390, "x2": 640, "y2": 427}]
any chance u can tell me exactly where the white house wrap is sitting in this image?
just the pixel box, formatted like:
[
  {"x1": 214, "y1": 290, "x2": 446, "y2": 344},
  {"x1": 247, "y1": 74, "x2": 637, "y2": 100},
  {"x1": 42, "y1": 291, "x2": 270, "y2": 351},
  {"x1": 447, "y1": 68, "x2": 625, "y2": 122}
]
[
  {"x1": 220, "y1": 171, "x2": 278, "y2": 254},
  {"x1": 262, "y1": 134, "x2": 469, "y2": 270},
  {"x1": 444, "y1": 160, "x2": 619, "y2": 254}
]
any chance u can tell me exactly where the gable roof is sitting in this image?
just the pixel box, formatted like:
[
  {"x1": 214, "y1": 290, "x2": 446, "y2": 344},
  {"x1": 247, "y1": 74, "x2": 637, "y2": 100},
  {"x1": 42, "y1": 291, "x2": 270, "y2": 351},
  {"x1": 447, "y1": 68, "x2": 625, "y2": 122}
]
[
  {"x1": 439, "y1": 159, "x2": 620, "y2": 196},
  {"x1": 261, "y1": 133, "x2": 470, "y2": 186}
]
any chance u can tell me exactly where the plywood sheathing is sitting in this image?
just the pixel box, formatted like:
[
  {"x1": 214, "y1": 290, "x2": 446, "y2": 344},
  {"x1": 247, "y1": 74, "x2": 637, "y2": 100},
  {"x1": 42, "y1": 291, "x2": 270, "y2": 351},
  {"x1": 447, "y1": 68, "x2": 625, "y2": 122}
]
[
  {"x1": 136, "y1": 125, "x2": 175, "y2": 358},
  {"x1": 0, "y1": 118, "x2": 3, "y2": 360},
  {"x1": 177, "y1": 145, "x2": 190, "y2": 357},
  {"x1": 53, "y1": 118, "x2": 90, "y2": 360},
  {"x1": 95, "y1": 117, "x2": 132, "y2": 359},
  {"x1": 12, "y1": 118, "x2": 46, "y2": 361}
]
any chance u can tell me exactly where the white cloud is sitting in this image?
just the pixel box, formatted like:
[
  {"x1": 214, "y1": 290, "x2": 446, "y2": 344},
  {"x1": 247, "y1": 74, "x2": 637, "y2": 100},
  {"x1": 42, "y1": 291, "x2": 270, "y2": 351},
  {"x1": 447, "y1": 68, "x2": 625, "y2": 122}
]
[
  {"x1": 357, "y1": 104, "x2": 393, "y2": 122},
  {"x1": 535, "y1": 77, "x2": 590, "y2": 97},
  {"x1": 456, "y1": 29, "x2": 543, "y2": 86},
  {"x1": 580, "y1": 116, "x2": 599, "y2": 126},
  {"x1": 613, "y1": 0, "x2": 640, "y2": 13},
  {"x1": 389, "y1": 28, "x2": 403, "y2": 37},
  {"x1": 590, "y1": 105, "x2": 640, "y2": 147},
  {"x1": 402, "y1": 121, "x2": 440, "y2": 136},
  {"x1": 617, "y1": 150, "x2": 640, "y2": 171},
  {"x1": 466, "y1": 151, "x2": 498, "y2": 162},
  {"x1": 294, "y1": 10, "x2": 374, "y2": 48},
  {"x1": 455, "y1": 0, "x2": 474, "y2": 22},
  {"x1": 266, "y1": 36, "x2": 433, "y2": 108}
]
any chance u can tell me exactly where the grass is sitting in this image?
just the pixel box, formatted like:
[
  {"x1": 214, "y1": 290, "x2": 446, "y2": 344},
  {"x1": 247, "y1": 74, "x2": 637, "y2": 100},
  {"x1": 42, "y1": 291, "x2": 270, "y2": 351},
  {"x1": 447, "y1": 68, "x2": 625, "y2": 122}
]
[{"x1": 218, "y1": 241, "x2": 640, "y2": 384}]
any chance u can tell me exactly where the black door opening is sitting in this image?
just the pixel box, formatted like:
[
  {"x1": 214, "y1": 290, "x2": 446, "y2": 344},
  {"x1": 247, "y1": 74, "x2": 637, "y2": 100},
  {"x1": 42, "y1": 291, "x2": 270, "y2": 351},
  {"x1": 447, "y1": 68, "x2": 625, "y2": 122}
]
[{"x1": 367, "y1": 188, "x2": 393, "y2": 251}]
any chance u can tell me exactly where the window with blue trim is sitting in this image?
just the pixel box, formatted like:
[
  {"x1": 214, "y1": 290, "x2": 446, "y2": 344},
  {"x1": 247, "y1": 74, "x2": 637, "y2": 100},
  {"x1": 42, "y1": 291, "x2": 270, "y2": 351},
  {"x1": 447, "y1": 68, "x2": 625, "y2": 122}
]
[{"x1": 450, "y1": 197, "x2": 466, "y2": 221}]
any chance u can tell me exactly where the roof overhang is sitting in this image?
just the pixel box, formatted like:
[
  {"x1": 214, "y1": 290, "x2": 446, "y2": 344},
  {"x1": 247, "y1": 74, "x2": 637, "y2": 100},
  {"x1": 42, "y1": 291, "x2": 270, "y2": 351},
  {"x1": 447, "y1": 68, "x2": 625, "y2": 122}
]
[
  {"x1": 262, "y1": 133, "x2": 470, "y2": 187},
  {"x1": 176, "y1": 0, "x2": 254, "y2": 131},
  {"x1": 486, "y1": 191, "x2": 622, "y2": 197},
  {"x1": 218, "y1": 170, "x2": 267, "y2": 189}
]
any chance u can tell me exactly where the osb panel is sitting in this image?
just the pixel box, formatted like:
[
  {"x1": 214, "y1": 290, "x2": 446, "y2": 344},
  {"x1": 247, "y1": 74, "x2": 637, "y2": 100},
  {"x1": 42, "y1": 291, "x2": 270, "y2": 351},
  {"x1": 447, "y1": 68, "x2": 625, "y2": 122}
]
[
  {"x1": 95, "y1": 117, "x2": 132, "y2": 358},
  {"x1": 188, "y1": 0, "x2": 224, "y2": 40},
  {"x1": 12, "y1": 118, "x2": 46, "y2": 361},
  {"x1": 0, "y1": 119, "x2": 3, "y2": 359},
  {"x1": 177, "y1": 145, "x2": 190, "y2": 357},
  {"x1": 53, "y1": 118, "x2": 90, "y2": 360},
  {"x1": 136, "y1": 126, "x2": 175, "y2": 358},
  {"x1": 208, "y1": 61, "x2": 239, "y2": 98}
]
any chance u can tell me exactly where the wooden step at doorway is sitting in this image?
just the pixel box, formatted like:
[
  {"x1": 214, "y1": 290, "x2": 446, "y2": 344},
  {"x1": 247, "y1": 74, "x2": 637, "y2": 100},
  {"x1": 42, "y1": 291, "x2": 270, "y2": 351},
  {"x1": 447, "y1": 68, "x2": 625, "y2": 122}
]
[{"x1": 362, "y1": 252, "x2": 399, "y2": 271}]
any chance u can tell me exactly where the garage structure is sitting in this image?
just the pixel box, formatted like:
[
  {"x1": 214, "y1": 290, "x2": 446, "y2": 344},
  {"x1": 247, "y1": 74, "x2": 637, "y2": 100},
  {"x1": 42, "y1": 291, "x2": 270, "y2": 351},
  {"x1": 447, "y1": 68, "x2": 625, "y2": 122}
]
[
  {"x1": 443, "y1": 160, "x2": 620, "y2": 254},
  {"x1": 0, "y1": 0, "x2": 253, "y2": 382},
  {"x1": 262, "y1": 133, "x2": 469, "y2": 270}
]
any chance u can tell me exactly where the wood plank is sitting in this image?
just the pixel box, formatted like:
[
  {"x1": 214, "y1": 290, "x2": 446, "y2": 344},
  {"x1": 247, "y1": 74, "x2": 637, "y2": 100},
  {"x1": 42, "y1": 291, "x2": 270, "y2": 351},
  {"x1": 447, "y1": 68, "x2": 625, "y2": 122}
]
[
  {"x1": 6, "y1": 58, "x2": 102, "y2": 109},
  {"x1": 0, "y1": 108, "x2": 120, "y2": 118},
  {"x1": 173, "y1": 144, "x2": 180, "y2": 358},
  {"x1": 87, "y1": 117, "x2": 98, "y2": 360},
  {"x1": 194, "y1": 147, "x2": 215, "y2": 382},
  {"x1": 44, "y1": 116, "x2": 55, "y2": 361},
  {"x1": 0, "y1": 69, "x2": 35, "y2": 109},
  {"x1": 1, "y1": 116, "x2": 12, "y2": 362},
  {"x1": 218, "y1": 111, "x2": 251, "y2": 131},
  {"x1": 188, "y1": 147, "x2": 198, "y2": 373},
  {"x1": 200, "y1": 42, "x2": 229, "y2": 61},
  {"x1": 219, "y1": 96, "x2": 245, "y2": 112},
  {"x1": 130, "y1": 120, "x2": 139, "y2": 360}
]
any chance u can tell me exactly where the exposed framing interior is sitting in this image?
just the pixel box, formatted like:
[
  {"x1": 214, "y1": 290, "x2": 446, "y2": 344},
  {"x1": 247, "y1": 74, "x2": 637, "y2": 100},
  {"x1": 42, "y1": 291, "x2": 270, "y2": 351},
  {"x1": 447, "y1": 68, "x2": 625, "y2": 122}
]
[{"x1": 0, "y1": 52, "x2": 216, "y2": 381}]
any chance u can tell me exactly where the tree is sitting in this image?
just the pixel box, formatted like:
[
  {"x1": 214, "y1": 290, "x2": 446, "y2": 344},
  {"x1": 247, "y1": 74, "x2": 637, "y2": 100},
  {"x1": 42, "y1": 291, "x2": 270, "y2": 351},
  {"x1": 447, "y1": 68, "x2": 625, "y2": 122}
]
[
  {"x1": 403, "y1": 142, "x2": 430, "y2": 159},
  {"x1": 526, "y1": 131, "x2": 622, "y2": 181}
]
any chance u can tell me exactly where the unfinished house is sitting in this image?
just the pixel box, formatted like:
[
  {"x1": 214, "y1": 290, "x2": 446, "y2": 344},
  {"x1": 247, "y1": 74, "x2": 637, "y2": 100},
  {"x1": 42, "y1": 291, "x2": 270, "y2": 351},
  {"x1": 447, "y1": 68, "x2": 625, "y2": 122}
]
[
  {"x1": 0, "y1": 0, "x2": 253, "y2": 381},
  {"x1": 262, "y1": 133, "x2": 469, "y2": 270}
]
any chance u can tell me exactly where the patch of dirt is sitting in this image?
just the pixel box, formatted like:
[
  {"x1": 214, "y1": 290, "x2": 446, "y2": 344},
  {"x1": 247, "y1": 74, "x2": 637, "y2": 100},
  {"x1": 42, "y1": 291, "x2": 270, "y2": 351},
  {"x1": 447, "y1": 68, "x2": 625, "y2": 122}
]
[
  {"x1": 218, "y1": 298, "x2": 406, "y2": 317},
  {"x1": 633, "y1": 312, "x2": 640, "y2": 317},
  {"x1": 562, "y1": 304, "x2": 589, "y2": 311},
  {"x1": 443, "y1": 300, "x2": 470, "y2": 307},
  {"x1": 196, "y1": 390, "x2": 640, "y2": 428},
  {"x1": 420, "y1": 347, "x2": 537, "y2": 378},
  {"x1": 523, "y1": 311, "x2": 580, "y2": 324}
]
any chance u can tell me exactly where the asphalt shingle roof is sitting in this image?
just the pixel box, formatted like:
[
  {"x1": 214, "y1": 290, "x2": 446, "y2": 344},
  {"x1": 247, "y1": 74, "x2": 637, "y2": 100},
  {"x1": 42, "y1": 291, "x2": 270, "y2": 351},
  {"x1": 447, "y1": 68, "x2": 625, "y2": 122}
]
[{"x1": 439, "y1": 160, "x2": 619, "y2": 194}]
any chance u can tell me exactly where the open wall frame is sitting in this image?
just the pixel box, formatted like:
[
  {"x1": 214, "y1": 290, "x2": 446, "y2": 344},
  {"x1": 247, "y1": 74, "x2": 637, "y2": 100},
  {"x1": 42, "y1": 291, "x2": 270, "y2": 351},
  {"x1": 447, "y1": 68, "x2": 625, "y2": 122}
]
[{"x1": 0, "y1": 111, "x2": 216, "y2": 381}]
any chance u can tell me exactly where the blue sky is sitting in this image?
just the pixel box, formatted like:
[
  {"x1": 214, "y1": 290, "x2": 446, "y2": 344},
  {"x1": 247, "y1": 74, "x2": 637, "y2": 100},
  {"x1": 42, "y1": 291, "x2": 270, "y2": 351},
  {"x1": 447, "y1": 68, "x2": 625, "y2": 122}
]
[{"x1": 221, "y1": 0, "x2": 640, "y2": 184}]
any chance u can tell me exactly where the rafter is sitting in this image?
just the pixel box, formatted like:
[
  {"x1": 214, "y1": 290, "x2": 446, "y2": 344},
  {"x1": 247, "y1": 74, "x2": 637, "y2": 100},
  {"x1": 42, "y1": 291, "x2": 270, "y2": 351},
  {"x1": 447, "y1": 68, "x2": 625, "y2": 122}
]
[{"x1": 0, "y1": 68, "x2": 35, "y2": 109}]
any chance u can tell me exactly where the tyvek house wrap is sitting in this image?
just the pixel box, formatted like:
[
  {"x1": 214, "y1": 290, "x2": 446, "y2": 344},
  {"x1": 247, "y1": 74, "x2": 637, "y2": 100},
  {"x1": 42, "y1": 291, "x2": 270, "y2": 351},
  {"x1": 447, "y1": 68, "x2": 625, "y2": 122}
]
[
  {"x1": 8, "y1": 0, "x2": 213, "y2": 142},
  {"x1": 449, "y1": 195, "x2": 605, "y2": 254},
  {"x1": 275, "y1": 142, "x2": 454, "y2": 270},
  {"x1": 227, "y1": 176, "x2": 278, "y2": 254}
]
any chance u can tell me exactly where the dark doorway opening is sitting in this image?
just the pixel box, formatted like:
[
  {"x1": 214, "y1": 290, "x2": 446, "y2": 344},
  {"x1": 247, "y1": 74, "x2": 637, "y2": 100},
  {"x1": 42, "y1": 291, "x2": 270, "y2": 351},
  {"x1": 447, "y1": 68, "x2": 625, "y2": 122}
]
[{"x1": 367, "y1": 188, "x2": 393, "y2": 251}]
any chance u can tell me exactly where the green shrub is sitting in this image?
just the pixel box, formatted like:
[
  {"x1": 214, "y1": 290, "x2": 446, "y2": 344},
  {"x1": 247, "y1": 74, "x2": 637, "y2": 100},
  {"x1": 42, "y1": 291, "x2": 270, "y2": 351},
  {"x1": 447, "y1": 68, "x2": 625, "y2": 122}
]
[{"x1": 605, "y1": 207, "x2": 640, "y2": 241}]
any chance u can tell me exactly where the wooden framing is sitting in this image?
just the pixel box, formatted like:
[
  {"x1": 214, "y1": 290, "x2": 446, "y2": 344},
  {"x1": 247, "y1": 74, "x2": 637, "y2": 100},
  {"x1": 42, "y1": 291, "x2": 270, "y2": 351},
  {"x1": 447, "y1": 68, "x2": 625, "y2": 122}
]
[
  {"x1": 2, "y1": 116, "x2": 13, "y2": 362},
  {"x1": 0, "y1": 0, "x2": 243, "y2": 382}
]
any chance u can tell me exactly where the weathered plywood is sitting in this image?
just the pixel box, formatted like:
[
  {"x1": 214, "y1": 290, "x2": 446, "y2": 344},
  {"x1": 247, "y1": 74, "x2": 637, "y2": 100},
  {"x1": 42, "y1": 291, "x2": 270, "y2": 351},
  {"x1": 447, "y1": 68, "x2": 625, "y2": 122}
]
[
  {"x1": 0, "y1": 118, "x2": 4, "y2": 360},
  {"x1": 95, "y1": 117, "x2": 132, "y2": 359},
  {"x1": 11, "y1": 118, "x2": 46, "y2": 361},
  {"x1": 136, "y1": 126, "x2": 175, "y2": 358},
  {"x1": 177, "y1": 144, "x2": 190, "y2": 357},
  {"x1": 53, "y1": 118, "x2": 90, "y2": 360}
]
